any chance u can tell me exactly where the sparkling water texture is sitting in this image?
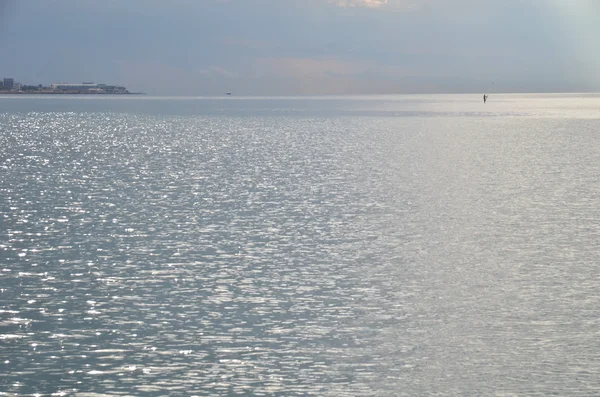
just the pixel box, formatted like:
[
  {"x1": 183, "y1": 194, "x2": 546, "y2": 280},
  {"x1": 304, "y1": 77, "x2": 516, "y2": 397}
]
[{"x1": 2, "y1": 94, "x2": 600, "y2": 396}]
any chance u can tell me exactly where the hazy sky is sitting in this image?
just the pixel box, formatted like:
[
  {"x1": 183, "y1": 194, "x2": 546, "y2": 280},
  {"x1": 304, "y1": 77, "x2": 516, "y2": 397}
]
[{"x1": 1, "y1": 0, "x2": 599, "y2": 95}]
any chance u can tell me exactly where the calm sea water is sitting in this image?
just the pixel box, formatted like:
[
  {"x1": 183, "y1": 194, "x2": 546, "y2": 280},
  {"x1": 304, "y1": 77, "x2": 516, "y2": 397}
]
[{"x1": 2, "y1": 94, "x2": 600, "y2": 396}]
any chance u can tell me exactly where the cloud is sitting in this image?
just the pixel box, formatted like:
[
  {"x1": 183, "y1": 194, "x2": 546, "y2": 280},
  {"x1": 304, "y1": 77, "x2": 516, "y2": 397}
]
[
  {"x1": 255, "y1": 56, "x2": 368, "y2": 79},
  {"x1": 254, "y1": 56, "x2": 428, "y2": 81},
  {"x1": 197, "y1": 66, "x2": 239, "y2": 78},
  {"x1": 329, "y1": 0, "x2": 434, "y2": 10},
  {"x1": 249, "y1": 57, "x2": 440, "y2": 94},
  {"x1": 221, "y1": 37, "x2": 274, "y2": 51},
  {"x1": 331, "y1": 0, "x2": 388, "y2": 7}
]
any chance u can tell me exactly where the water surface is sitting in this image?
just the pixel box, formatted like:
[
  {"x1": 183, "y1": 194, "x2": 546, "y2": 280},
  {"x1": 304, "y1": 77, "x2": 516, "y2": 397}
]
[{"x1": 2, "y1": 94, "x2": 600, "y2": 396}]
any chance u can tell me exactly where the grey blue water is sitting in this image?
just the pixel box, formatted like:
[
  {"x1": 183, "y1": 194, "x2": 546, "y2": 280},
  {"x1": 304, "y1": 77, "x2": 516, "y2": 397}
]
[{"x1": 2, "y1": 94, "x2": 600, "y2": 396}]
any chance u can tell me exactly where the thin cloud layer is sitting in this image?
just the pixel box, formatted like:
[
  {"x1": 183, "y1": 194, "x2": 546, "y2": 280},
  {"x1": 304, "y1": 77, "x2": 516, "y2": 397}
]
[
  {"x1": 331, "y1": 0, "x2": 388, "y2": 7},
  {"x1": 1, "y1": 0, "x2": 598, "y2": 95},
  {"x1": 329, "y1": 0, "x2": 434, "y2": 10}
]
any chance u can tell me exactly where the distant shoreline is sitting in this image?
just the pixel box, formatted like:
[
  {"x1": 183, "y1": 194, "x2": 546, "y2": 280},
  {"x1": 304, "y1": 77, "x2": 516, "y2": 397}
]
[{"x1": 0, "y1": 91, "x2": 145, "y2": 95}]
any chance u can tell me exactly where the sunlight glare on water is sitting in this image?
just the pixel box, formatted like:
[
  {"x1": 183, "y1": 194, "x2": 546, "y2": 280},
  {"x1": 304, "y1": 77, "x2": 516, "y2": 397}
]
[{"x1": 1, "y1": 94, "x2": 600, "y2": 396}]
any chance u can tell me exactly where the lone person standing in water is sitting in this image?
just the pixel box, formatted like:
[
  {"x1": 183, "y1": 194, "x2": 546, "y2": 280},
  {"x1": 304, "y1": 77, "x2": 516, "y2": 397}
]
[{"x1": 483, "y1": 94, "x2": 488, "y2": 103}]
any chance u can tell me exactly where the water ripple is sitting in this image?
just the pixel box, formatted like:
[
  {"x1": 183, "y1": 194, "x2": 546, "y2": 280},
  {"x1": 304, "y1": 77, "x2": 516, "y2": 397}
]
[{"x1": 2, "y1": 104, "x2": 600, "y2": 395}]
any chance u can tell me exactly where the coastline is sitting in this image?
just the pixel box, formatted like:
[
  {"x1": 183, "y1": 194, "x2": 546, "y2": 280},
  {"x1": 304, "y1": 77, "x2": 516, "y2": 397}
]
[{"x1": 0, "y1": 91, "x2": 145, "y2": 95}]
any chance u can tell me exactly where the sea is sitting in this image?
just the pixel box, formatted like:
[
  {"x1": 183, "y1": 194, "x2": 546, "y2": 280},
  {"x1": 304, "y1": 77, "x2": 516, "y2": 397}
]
[{"x1": 1, "y1": 94, "x2": 600, "y2": 396}]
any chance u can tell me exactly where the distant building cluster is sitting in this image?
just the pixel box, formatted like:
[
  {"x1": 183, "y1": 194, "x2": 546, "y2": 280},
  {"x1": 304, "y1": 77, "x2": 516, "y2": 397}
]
[
  {"x1": 0, "y1": 77, "x2": 133, "y2": 94},
  {"x1": 2, "y1": 78, "x2": 15, "y2": 90},
  {"x1": 49, "y1": 82, "x2": 130, "y2": 94}
]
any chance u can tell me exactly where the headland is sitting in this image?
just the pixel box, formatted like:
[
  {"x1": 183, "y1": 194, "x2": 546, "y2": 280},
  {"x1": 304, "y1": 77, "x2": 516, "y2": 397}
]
[{"x1": 0, "y1": 77, "x2": 142, "y2": 95}]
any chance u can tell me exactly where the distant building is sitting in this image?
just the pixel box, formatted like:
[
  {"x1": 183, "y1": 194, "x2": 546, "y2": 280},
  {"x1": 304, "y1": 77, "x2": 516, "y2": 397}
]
[
  {"x1": 49, "y1": 82, "x2": 128, "y2": 94},
  {"x1": 51, "y1": 82, "x2": 98, "y2": 91},
  {"x1": 3, "y1": 78, "x2": 14, "y2": 90}
]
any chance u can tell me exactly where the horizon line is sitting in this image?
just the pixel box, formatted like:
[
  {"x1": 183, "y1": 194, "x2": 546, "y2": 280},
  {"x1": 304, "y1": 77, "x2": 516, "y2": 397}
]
[{"x1": 3, "y1": 91, "x2": 600, "y2": 99}]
